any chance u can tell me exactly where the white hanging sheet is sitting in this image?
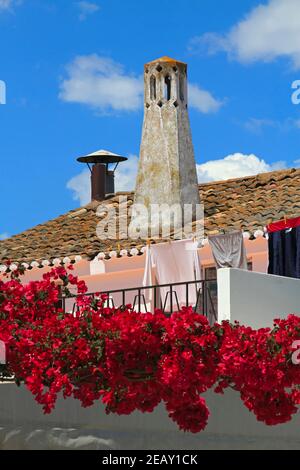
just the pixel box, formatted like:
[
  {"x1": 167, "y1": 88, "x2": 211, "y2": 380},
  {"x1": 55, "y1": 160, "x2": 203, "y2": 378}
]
[{"x1": 142, "y1": 240, "x2": 201, "y2": 312}]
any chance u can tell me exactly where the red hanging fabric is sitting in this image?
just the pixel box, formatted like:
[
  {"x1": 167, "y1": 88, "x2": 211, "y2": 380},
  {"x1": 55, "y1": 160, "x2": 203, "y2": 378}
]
[{"x1": 267, "y1": 216, "x2": 300, "y2": 233}]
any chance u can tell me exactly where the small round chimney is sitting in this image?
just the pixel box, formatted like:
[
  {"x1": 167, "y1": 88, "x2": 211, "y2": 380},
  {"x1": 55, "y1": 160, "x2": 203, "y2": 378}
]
[{"x1": 77, "y1": 150, "x2": 127, "y2": 201}]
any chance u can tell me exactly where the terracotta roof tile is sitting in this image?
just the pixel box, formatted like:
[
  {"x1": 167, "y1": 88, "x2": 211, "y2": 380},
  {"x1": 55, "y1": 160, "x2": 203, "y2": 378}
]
[{"x1": 1, "y1": 167, "x2": 300, "y2": 264}]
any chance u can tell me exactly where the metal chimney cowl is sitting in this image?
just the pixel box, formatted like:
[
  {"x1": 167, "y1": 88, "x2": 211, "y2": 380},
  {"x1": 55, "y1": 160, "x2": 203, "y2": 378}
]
[{"x1": 77, "y1": 150, "x2": 128, "y2": 202}]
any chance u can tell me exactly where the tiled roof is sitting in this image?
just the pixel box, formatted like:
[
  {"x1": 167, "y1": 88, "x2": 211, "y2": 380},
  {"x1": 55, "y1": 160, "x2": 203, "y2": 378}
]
[{"x1": 1, "y1": 167, "x2": 300, "y2": 264}]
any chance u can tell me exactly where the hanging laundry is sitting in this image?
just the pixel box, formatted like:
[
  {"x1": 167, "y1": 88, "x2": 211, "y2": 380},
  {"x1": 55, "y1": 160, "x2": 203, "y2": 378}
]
[
  {"x1": 141, "y1": 244, "x2": 155, "y2": 313},
  {"x1": 267, "y1": 217, "x2": 300, "y2": 233},
  {"x1": 267, "y1": 217, "x2": 300, "y2": 279},
  {"x1": 208, "y1": 231, "x2": 247, "y2": 270},
  {"x1": 143, "y1": 239, "x2": 201, "y2": 312}
]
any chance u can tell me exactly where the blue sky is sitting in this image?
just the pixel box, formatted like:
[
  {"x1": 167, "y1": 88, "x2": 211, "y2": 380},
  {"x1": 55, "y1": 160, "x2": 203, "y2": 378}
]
[{"x1": 1, "y1": 0, "x2": 300, "y2": 238}]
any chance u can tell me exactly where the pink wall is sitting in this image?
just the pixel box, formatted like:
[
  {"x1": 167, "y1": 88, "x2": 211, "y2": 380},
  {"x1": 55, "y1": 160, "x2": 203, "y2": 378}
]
[
  {"x1": 64, "y1": 268, "x2": 146, "y2": 313},
  {"x1": 2, "y1": 238, "x2": 269, "y2": 296}
]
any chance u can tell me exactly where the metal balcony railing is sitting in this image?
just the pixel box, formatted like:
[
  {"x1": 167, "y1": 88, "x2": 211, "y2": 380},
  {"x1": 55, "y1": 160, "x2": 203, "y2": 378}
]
[
  {"x1": 62, "y1": 279, "x2": 218, "y2": 324},
  {"x1": 0, "y1": 280, "x2": 217, "y2": 381}
]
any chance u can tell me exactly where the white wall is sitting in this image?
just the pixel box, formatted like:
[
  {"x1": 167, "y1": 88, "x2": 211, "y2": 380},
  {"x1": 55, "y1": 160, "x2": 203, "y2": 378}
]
[
  {"x1": 1, "y1": 384, "x2": 300, "y2": 450},
  {"x1": 218, "y1": 268, "x2": 300, "y2": 328}
]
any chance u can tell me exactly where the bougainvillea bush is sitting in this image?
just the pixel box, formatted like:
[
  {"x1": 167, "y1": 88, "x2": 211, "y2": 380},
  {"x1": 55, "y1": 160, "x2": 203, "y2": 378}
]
[{"x1": 1, "y1": 265, "x2": 300, "y2": 433}]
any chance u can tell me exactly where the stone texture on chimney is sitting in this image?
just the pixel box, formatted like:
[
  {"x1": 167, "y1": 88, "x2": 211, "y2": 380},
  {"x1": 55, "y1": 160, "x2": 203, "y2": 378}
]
[{"x1": 134, "y1": 56, "x2": 200, "y2": 209}]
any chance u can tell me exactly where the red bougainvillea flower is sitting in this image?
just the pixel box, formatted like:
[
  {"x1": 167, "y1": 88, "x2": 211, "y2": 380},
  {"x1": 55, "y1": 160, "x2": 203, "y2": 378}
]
[{"x1": 1, "y1": 266, "x2": 300, "y2": 432}]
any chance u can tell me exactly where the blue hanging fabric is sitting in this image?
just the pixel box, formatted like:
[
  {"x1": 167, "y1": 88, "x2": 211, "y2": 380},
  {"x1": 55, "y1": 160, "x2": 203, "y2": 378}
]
[{"x1": 267, "y1": 217, "x2": 300, "y2": 279}]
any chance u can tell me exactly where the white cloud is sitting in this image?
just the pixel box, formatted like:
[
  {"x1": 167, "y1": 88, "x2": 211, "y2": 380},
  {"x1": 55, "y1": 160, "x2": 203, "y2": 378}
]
[
  {"x1": 60, "y1": 54, "x2": 223, "y2": 114},
  {"x1": 115, "y1": 154, "x2": 139, "y2": 193},
  {"x1": 0, "y1": 0, "x2": 22, "y2": 11},
  {"x1": 294, "y1": 119, "x2": 300, "y2": 129},
  {"x1": 188, "y1": 83, "x2": 224, "y2": 113},
  {"x1": 244, "y1": 117, "x2": 300, "y2": 133},
  {"x1": 77, "y1": 1, "x2": 100, "y2": 21},
  {"x1": 67, "y1": 169, "x2": 91, "y2": 206},
  {"x1": 190, "y1": 0, "x2": 300, "y2": 69},
  {"x1": 0, "y1": 0, "x2": 13, "y2": 10},
  {"x1": 59, "y1": 54, "x2": 143, "y2": 113},
  {"x1": 244, "y1": 118, "x2": 277, "y2": 134},
  {"x1": 0, "y1": 233, "x2": 9, "y2": 240},
  {"x1": 67, "y1": 154, "x2": 139, "y2": 206},
  {"x1": 197, "y1": 153, "x2": 286, "y2": 183}
]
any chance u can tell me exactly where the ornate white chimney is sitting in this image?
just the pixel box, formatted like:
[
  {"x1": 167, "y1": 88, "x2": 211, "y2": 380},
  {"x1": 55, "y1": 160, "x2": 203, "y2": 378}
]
[{"x1": 134, "y1": 56, "x2": 200, "y2": 210}]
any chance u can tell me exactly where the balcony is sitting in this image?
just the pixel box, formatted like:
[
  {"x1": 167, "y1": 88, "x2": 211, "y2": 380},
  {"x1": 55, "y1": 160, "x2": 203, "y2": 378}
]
[{"x1": 62, "y1": 279, "x2": 218, "y2": 324}]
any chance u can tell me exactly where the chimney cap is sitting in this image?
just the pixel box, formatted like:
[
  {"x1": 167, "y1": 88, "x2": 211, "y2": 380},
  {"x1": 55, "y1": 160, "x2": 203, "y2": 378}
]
[
  {"x1": 77, "y1": 149, "x2": 127, "y2": 165},
  {"x1": 145, "y1": 56, "x2": 187, "y2": 66}
]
